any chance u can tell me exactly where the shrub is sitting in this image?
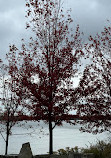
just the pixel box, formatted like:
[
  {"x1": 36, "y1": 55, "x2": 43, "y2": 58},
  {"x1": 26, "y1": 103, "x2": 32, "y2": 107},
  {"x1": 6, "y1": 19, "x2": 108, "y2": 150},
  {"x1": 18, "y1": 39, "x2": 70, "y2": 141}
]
[
  {"x1": 81, "y1": 140, "x2": 111, "y2": 158},
  {"x1": 57, "y1": 146, "x2": 79, "y2": 155}
]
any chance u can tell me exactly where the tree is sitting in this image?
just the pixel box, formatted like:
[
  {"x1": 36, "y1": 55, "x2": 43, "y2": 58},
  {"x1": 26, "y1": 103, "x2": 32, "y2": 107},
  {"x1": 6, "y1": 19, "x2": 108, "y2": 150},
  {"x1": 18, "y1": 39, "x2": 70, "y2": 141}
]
[
  {"x1": 0, "y1": 62, "x2": 26, "y2": 155},
  {"x1": 74, "y1": 23, "x2": 111, "y2": 134},
  {"x1": 7, "y1": 0, "x2": 84, "y2": 155}
]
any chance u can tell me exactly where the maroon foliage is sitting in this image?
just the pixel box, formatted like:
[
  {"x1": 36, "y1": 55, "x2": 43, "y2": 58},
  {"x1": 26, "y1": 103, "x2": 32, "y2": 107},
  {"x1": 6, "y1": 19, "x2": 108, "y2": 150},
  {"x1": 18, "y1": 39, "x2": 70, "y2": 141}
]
[
  {"x1": 7, "y1": 0, "x2": 84, "y2": 154},
  {"x1": 74, "y1": 23, "x2": 111, "y2": 134},
  {"x1": 0, "y1": 63, "x2": 26, "y2": 155}
]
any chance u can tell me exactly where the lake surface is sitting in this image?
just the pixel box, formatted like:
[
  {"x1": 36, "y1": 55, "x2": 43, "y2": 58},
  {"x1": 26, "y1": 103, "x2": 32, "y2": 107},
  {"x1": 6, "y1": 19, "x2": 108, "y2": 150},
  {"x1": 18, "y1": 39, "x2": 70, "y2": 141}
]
[{"x1": 0, "y1": 121, "x2": 109, "y2": 155}]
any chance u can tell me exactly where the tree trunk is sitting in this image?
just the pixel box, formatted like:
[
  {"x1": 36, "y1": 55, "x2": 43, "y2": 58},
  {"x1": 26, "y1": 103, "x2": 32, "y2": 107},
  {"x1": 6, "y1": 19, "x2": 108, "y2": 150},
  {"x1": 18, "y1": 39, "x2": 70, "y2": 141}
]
[
  {"x1": 49, "y1": 116, "x2": 53, "y2": 155},
  {"x1": 5, "y1": 111, "x2": 10, "y2": 155},
  {"x1": 5, "y1": 122, "x2": 9, "y2": 155}
]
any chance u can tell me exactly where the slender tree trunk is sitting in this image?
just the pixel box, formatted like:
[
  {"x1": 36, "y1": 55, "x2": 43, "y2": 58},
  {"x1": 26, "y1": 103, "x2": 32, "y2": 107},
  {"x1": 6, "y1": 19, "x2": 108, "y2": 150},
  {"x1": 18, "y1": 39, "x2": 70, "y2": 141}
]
[
  {"x1": 5, "y1": 111, "x2": 10, "y2": 155},
  {"x1": 49, "y1": 114, "x2": 53, "y2": 155},
  {"x1": 5, "y1": 133, "x2": 9, "y2": 155}
]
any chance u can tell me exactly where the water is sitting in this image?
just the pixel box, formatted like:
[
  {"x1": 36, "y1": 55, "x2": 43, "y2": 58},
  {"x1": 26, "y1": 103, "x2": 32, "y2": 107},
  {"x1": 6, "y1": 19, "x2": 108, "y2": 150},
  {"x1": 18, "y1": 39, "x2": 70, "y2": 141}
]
[{"x1": 0, "y1": 121, "x2": 109, "y2": 155}]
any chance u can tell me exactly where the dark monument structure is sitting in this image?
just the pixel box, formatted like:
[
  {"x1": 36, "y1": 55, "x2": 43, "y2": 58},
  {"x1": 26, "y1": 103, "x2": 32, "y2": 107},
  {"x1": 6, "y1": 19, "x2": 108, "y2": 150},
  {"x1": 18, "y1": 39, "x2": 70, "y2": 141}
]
[{"x1": 18, "y1": 142, "x2": 33, "y2": 158}]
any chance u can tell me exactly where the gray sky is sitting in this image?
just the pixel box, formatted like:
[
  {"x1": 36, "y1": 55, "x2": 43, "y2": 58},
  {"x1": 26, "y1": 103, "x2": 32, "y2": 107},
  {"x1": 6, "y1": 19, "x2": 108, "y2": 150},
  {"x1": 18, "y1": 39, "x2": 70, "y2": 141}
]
[{"x1": 0, "y1": 0, "x2": 111, "y2": 61}]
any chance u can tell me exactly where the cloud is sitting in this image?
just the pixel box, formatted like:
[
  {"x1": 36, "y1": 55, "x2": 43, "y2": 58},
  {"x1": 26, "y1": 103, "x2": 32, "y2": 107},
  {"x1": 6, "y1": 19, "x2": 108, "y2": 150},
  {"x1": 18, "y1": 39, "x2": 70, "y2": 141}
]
[
  {"x1": 0, "y1": 0, "x2": 111, "y2": 61},
  {"x1": 65, "y1": 0, "x2": 111, "y2": 38},
  {"x1": 0, "y1": 0, "x2": 26, "y2": 60}
]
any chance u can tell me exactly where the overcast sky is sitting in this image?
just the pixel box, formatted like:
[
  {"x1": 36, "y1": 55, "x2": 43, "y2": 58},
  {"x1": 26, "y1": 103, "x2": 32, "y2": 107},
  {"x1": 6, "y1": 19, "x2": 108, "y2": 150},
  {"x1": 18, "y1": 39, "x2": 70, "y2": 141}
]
[{"x1": 0, "y1": 0, "x2": 111, "y2": 62}]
